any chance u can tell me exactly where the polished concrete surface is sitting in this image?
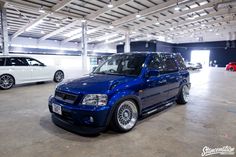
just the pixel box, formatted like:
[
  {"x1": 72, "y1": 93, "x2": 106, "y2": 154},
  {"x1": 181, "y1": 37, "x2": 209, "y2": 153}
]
[{"x1": 0, "y1": 68, "x2": 236, "y2": 157}]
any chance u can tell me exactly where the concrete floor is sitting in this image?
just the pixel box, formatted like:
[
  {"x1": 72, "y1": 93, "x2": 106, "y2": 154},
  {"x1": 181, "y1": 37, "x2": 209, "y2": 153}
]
[{"x1": 0, "y1": 68, "x2": 236, "y2": 157}]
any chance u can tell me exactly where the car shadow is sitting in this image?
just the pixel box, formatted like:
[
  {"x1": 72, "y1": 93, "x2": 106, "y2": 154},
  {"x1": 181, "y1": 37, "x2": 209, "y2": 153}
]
[{"x1": 39, "y1": 104, "x2": 176, "y2": 140}]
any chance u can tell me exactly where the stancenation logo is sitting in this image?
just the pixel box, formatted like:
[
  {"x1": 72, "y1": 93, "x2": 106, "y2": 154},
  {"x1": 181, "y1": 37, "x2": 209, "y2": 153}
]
[{"x1": 201, "y1": 146, "x2": 235, "y2": 156}]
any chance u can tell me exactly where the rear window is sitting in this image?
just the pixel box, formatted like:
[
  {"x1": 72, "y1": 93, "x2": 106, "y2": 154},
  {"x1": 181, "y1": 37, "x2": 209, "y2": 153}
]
[
  {"x1": 6, "y1": 57, "x2": 29, "y2": 66},
  {"x1": 0, "y1": 58, "x2": 5, "y2": 66},
  {"x1": 175, "y1": 54, "x2": 186, "y2": 70}
]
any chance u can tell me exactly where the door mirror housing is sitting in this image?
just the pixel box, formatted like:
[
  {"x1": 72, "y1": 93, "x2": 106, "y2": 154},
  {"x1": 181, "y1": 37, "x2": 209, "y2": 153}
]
[{"x1": 146, "y1": 70, "x2": 160, "y2": 77}]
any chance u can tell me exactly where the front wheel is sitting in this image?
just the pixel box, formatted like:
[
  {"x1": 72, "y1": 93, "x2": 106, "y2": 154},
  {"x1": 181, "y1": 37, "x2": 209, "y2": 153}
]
[
  {"x1": 0, "y1": 74, "x2": 15, "y2": 90},
  {"x1": 110, "y1": 100, "x2": 138, "y2": 133},
  {"x1": 176, "y1": 85, "x2": 190, "y2": 104},
  {"x1": 229, "y1": 67, "x2": 234, "y2": 72},
  {"x1": 54, "y1": 71, "x2": 64, "y2": 83}
]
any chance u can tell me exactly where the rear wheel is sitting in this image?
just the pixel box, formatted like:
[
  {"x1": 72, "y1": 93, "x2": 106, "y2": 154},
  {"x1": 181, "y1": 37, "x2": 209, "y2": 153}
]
[
  {"x1": 110, "y1": 100, "x2": 138, "y2": 133},
  {"x1": 0, "y1": 74, "x2": 15, "y2": 90},
  {"x1": 176, "y1": 85, "x2": 189, "y2": 104},
  {"x1": 54, "y1": 70, "x2": 64, "y2": 82},
  {"x1": 230, "y1": 67, "x2": 234, "y2": 72}
]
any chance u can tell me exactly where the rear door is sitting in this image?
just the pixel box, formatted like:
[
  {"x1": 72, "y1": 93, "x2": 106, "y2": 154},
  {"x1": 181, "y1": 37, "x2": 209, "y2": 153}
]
[
  {"x1": 141, "y1": 54, "x2": 169, "y2": 108},
  {"x1": 5, "y1": 57, "x2": 31, "y2": 83},
  {"x1": 162, "y1": 55, "x2": 181, "y2": 99},
  {"x1": 26, "y1": 58, "x2": 50, "y2": 81}
]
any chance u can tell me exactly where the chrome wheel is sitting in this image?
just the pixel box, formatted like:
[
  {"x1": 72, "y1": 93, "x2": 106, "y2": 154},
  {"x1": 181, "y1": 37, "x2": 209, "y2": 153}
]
[
  {"x1": 54, "y1": 71, "x2": 64, "y2": 82},
  {"x1": 0, "y1": 75, "x2": 14, "y2": 89},
  {"x1": 183, "y1": 85, "x2": 190, "y2": 102},
  {"x1": 117, "y1": 100, "x2": 138, "y2": 130}
]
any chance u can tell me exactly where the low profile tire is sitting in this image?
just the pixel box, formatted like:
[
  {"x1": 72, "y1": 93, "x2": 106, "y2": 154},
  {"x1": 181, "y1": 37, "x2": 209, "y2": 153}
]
[
  {"x1": 0, "y1": 74, "x2": 15, "y2": 90},
  {"x1": 229, "y1": 67, "x2": 234, "y2": 72},
  {"x1": 176, "y1": 85, "x2": 190, "y2": 104},
  {"x1": 54, "y1": 70, "x2": 64, "y2": 83},
  {"x1": 110, "y1": 100, "x2": 138, "y2": 133}
]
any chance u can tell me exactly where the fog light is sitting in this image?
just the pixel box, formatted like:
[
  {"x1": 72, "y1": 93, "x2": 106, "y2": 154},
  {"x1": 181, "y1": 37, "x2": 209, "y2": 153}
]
[
  {"x1": 90, "y1": 116, "x2": 94, "y2": 123},
  {"x1": 83, "y1": 116, "x2": 94, "y2": 124}
]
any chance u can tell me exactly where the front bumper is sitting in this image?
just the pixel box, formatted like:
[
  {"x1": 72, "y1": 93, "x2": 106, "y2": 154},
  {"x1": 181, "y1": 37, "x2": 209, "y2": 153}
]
[{"x1": 48, "y1": 97, "x2": 111, "y2": 135}]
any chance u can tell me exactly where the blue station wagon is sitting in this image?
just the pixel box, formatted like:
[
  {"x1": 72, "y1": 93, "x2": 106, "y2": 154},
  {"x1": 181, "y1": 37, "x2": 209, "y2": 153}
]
[{"x1": 48, "y1": 52, "x2": 190, "y2": 134}]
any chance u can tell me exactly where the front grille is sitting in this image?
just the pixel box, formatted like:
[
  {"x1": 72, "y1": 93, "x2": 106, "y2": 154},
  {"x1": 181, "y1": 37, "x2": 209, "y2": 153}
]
[{"x1": 55, "y1": 91, "x2": 78, "y2": 104}]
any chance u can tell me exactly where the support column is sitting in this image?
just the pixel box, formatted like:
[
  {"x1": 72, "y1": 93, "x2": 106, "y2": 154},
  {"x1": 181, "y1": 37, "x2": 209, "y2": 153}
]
[
  {"x1": 124, "y1": 31, "x2": 130, "y2": 53},
  {"x1": 81, "y1": 21, "x2": 88, "y2": 72},
  {"x1": 0, "y1": 2, "x2": 9, "y2": 55}
]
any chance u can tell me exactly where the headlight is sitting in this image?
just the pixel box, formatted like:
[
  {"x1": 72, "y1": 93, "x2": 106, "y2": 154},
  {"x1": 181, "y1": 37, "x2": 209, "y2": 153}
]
[{"x1": 82, "y1": 94, "x2": 108, "y2": 106}]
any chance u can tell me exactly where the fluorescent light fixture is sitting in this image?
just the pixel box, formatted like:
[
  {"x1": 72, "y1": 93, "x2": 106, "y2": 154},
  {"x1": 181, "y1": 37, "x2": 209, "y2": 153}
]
[
  {"x1": 25, "y1": 19, "x2": 43, "y2": 32},
  {"x1": 209, "y1": 29, "x2": 213, "y2": 32},
  {"x1": 170, "y1": 27, "x2": 174, "y2": 31},
  {"x1": 136, "y1": 14, "x2": 141, "y2": 18},
  {"x1": 174, "y1": 6, "x2": 180, "y2": 11},
  {"x1": 216, "y1": 33, "x2": 220, "y2": 35},
  {"x1": 109, "y1": 25, "x2": 114, "y2": 29},
  {"x1": 155, "y1": 22, "x2": 160, "y2": 25},
  {"x1": 81, "y1": 19, "x2": 86, "y2": 23},
  {"x1": 107, "y1": 3, "x2": 113, "y2": 8},
  {"x1": 64, "y1": 28, "x2": 82, "y2": 37},
  {"x1": 41, "y1": 30, "x2": 45, "y2": 34},
  {"x1": 7, "y1": 27, "x2": 10, "y2": 30},
  {"x1": 55, "y1": 23, "x2": 60, "y2": 27},
  {"x1": 201, "y1": 24, "x2": 206, "y2": 27},
  {"x1": 39, "y1": 9, "x2": 45, "y2": 13}
]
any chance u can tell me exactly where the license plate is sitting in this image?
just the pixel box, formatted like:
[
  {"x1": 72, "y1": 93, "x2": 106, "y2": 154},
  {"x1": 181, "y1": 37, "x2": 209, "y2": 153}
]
[{"x1": 52, "y1": 103, "x2": 62, "y2": 115}]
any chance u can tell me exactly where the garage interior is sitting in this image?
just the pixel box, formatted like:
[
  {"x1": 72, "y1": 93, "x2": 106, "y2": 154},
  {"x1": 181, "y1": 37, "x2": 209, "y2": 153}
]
[{"x1": 0, "y1": 0, "x2": 236, "y2": 157}]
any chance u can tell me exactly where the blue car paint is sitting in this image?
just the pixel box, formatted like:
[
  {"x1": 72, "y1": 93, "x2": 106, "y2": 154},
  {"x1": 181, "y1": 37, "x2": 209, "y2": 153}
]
[{"x1": 48, "y1": 52, "x2": 190, "y2": 134}]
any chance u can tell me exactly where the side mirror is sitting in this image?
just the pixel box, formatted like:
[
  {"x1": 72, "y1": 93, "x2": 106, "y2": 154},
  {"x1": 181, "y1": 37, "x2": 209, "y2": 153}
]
[{"x1": 146, "y1": 70, "x2": 160, "y2": 77}]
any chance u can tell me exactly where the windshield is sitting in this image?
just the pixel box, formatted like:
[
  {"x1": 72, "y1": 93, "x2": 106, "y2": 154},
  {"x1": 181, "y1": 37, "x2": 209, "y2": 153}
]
[{"x1": 94, "y1": 54, "x2": 147, "y2": 76}]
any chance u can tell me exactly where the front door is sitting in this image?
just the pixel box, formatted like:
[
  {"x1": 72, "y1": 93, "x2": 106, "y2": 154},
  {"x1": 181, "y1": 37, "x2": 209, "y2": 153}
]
[{"x1": 140, "y1": 54, "x2": 168, "y2": 109}]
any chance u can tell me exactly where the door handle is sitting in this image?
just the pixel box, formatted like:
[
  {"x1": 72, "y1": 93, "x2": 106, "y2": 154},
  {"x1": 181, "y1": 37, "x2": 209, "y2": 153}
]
[{"x1": 159, "y1": 79, "x2": 167, "y2": 84}]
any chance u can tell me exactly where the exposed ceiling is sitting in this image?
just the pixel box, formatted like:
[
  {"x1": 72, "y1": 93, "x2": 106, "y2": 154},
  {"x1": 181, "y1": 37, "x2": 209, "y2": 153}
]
[{"x1": 1, "y1": 0, "x2": 236, "y2": 44}]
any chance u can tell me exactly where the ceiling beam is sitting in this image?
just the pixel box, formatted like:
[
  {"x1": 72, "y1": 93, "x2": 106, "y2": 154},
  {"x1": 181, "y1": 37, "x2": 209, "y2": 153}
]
[
  {"x1": 86, "y1": 0, "x2": 131, "y2": 20},
  {"x1": 140, "y1": 8, "x2": 236, "y2": 35},
  {"x1": 131, "y1": 0, "x2": 223, "y2": 31},
  {"x1": 88, "y1": 33, "x2": 120, "y2": 43},
  {"x1": 62, "y1": 26, "x2": 105, "y2": 43},
  {"x1": 167, "y1": 16, "x2": 235, "y2": 36},
  {"x1": 40, "y1": 19, "x2": 80, "y2": 40},
  {"x1": 11, "y1": 0, "x2": 75, "y2": 39},
  {"x1": 112, "y1": 0, "x2": 190, "y2": 26}
]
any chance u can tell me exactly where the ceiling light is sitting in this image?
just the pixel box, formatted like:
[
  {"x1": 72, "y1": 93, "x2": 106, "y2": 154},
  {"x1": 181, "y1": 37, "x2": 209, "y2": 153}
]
[
  {"x1": 55, "y1": 23, "x2": 60, "y2": 27},
  {"x1": 7, "y1": 27, "x2": 10, "y2": 30},
  {"x1": 155, "y1": 22, "x2": 160, "y2": 25},
  {"x1": 107, "y1": 3, "x2": 113, "y2": 8},
  {"x1": 201, "y1": 24, "x2": 206, "y2": 27},
  {"x1": 216, "y1": 33, "x2": 220, "y2": 35},
  {"x1": 209, "y1": 29, "x2": 213, "y2": 32},
  {"x1": 170, "y1": 27, "x2": 174, "y2": 31},
  {"x1": 109, "y1": 25, "x2": 114, "y2": 29},
  {"x1": 136, "y1": 14, "x2": 141, "y2": 18},
  {"x1": 39, "y1": 7, "x2": 45, "y2": 13},
  {"x1": 81, "y1": 19, "x2": 86, "y2": 23},
  {"x1": 41, "y1": 30, "x2": 45, "y2": 34},
  {"x1": 174, "y1": 6, "x2": 180, "y2": 11}
]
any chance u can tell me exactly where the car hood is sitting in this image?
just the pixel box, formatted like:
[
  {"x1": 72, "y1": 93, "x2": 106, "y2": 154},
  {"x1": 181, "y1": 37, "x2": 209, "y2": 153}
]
[{"x1": 57, "y1": 74, "x2": 135, "y2": 94}]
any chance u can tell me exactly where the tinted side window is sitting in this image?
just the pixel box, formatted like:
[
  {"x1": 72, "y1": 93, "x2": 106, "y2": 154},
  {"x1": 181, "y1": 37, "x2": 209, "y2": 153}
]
[
  {"x1": 148, "y1": 55, "x2": 164, "y2": 72},
  {"x1": 163, "y1": 57, "x2": 178, "y2": 72},
  {"x1": 6, "y1": 57, "x2": 28, "y2": 66},
  {"x1": 175, "y1": 55, "x2": 186, "y2": 70},
  {"x1": 26, "y1": 58, "x2": 43, "y2": 66},
  {"x1": 0, "y1": 58, "x2": 5, "y2": 66}
]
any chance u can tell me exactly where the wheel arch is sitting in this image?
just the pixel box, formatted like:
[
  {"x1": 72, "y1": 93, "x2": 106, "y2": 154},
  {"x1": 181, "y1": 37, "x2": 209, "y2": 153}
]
[
  {"x1": 0, "y1": 73, "x2": 16, "y2": 85},
  {"x1": 105, "y1": 94, "x2": 142, "y2": 126}
]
